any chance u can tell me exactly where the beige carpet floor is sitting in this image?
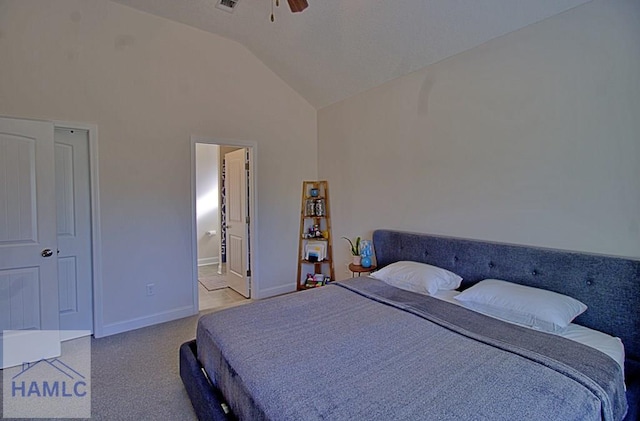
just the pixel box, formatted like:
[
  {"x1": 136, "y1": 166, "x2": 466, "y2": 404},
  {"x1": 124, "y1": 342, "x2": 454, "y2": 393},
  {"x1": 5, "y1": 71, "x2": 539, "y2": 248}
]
[{"x1": 0, "y1": 306, "x2": 251, "y2": 421}]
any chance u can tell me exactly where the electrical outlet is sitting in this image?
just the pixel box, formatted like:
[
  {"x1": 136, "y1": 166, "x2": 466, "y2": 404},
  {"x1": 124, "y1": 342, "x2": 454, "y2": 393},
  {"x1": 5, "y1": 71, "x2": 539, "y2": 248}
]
[{"x1": 146, "y1": 283, "x2": 155, "y2": 296}]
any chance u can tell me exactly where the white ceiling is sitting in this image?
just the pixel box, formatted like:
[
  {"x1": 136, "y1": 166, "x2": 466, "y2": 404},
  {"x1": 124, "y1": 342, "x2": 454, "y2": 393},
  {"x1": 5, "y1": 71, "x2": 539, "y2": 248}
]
[{"x1": 110, "y1": 0, "x2": 593, "y2": 109}]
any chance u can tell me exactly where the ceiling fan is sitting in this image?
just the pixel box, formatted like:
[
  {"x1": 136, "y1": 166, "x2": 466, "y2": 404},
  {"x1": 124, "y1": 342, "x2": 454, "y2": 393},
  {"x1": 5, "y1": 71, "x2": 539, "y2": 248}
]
[
  {"x1": 218, "y1": 0, "x2": 307, "y2": 15},
  {"x1": 286, "y1": 0, "x2": 308, "y2": 13},
  {"x1": 270, "y1": 0, "x2": 308, "y2": 22}
]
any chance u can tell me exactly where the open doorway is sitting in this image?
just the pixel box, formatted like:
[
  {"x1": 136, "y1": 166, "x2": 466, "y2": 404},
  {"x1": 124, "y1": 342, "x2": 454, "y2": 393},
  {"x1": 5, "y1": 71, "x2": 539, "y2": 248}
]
[{"x1": 193, "y1": 140, "x2": 254, "y2": 311}]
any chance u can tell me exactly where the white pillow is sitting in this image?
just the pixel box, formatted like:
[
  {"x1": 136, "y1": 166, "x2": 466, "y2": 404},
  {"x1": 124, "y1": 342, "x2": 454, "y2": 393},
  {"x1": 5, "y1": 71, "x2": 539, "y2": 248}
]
[
  {"x1": 371, "y1": 261, "x2": 462, "y2": 296},
  {"x1": 454, "y1": 279, "x2": 587, "y2": 333}
]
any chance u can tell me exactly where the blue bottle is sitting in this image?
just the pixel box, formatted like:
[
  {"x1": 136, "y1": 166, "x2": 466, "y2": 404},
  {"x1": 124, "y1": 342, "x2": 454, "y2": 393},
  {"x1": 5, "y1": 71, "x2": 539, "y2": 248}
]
[{"x1": 360, "y1": 256, "x2": 371, "y2": 268}]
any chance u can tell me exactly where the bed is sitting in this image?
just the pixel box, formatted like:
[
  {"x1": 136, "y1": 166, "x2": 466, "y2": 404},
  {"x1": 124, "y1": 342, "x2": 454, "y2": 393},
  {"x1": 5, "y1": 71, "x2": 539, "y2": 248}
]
[{"x1": 180, "y1": 229, "x2": 640, "y2": 420}]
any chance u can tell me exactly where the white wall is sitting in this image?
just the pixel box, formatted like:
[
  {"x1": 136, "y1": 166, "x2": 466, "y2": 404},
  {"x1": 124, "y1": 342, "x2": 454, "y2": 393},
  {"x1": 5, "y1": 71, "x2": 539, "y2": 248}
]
[
  {"x1": 319, "y1": 0, "x2": 640, "y2": 278},
  {"x1": 195, "y1": 144, "x2": 220, "y2": 266},
  {"x1": 3, "y1": 0, "x2": 638, "y2": 335},
  {"x1": 0, "y1": 0, "x2": 317, "y2": 335}
]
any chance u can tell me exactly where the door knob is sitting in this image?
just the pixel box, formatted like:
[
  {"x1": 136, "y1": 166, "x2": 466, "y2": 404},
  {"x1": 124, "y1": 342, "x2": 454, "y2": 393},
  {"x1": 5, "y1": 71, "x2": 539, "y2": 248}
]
[{"x1": 41, "y1": 248, "x2": 54, "y2": 258}]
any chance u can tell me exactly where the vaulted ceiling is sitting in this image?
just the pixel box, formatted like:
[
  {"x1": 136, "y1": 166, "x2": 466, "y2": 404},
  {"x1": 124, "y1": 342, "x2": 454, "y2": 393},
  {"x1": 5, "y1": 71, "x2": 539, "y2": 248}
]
[{"x1": 110, "y1": 0, "x2": 593, "y2": 109}]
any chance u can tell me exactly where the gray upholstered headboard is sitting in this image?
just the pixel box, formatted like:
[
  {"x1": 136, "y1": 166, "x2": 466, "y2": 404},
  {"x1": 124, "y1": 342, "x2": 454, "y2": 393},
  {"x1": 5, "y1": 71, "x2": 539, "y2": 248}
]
[{"x1": 372, "y1": 229, "x2": 640, "y2": 362}]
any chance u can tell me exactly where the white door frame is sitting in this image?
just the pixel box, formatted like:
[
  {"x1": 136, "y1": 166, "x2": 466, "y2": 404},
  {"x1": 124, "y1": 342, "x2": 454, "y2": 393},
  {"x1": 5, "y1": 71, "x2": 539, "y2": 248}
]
[
  {"x1": 53, "y1": 121, "x2": 104, "y2": 337},
  {"x1": 190, "y1": 135, "x2": 259, "y2": 309}
]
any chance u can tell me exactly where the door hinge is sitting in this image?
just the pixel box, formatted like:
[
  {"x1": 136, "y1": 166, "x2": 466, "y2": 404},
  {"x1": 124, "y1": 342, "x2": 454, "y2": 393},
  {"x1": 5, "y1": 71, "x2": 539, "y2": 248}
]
[
  {"x1": 246, "y1": 269, "x2": 251, "y2": 277},
  {"x1": 245, "y1": 162, "x2": 249, "y2": 171},
  {"x1": 246, "y1": 216, "x2": 250, "y2": 224}
]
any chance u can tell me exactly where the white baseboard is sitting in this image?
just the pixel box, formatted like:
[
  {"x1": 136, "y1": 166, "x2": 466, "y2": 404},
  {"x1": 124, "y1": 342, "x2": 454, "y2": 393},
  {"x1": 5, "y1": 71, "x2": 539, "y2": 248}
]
[
  {"x1": 254, "y1": 283, "x2": 296, "y2": 300},
  {"x1": 60, "y1": 330, "x2": 92, "y2": 342},
  {"x1": 198, "y1": 257, "x2": 219, "y2": 266},
  {"x1": 96, "y1": 305, "x2": 197, "y2": 338}
]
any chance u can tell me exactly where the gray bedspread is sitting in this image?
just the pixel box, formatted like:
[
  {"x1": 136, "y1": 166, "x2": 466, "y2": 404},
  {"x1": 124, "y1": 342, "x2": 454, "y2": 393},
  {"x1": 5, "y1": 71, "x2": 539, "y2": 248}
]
[{"x1": 196, "y1": 277, "x2": 627, "y2": 421}]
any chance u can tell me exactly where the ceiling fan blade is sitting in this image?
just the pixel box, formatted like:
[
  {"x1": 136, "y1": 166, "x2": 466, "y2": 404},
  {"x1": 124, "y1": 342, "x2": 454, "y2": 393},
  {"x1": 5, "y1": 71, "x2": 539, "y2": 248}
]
[{"x1": 287, "y1": 0, "x2": 308, "y2": 13}]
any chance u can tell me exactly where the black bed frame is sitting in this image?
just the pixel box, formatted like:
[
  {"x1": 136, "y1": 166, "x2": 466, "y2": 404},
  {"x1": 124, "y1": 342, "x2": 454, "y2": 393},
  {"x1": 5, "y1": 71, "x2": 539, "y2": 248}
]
[{"x1": 180, "y1": 229, "x2": 640, "y2": 420}]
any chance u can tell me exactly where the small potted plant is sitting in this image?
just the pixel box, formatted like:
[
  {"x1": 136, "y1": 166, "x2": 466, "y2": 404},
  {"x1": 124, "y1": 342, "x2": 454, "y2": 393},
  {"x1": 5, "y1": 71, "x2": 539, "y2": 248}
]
[{"x1": 342, "y1": 236, "x2": 361, "y2": 265}]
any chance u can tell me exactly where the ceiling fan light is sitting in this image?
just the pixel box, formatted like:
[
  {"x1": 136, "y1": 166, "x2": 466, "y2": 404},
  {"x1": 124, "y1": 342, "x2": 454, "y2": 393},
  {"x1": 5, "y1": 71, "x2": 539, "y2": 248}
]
[{"x1": 287, "y1": 0, "x2": 308, "y2": 13}]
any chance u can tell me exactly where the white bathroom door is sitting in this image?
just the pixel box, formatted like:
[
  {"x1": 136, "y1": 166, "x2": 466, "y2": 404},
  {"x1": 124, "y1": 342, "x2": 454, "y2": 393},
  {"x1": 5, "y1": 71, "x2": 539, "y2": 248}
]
[
  {"x1": 0, "y1": 116, "x2": 61, "y2": 368},
  {"x1": 224, "y1": 148, "x2": 250, "y2": 298},
  {"x1": 55, "y1": 128, "x2": 93, "y2": 335}
]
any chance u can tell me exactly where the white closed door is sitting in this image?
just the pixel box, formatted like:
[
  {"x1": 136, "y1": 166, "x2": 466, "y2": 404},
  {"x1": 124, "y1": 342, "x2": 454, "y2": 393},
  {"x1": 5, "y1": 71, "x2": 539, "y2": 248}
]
[
  {"x1": 224, "y1": 148, "x2": 250, "y2": 298},
  {"x1": 55, "y1": 128, "x2": 93, "y2": 335},
  {"x1": 0, "y1": 116, "x2": 60, "y2": 368}
]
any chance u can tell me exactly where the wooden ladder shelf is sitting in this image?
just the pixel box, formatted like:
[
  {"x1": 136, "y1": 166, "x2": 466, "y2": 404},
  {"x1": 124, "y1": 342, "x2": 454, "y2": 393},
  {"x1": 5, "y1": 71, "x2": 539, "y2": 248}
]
[{"x1": 296, "y1": 181, "x2": 335, "y2": 290}]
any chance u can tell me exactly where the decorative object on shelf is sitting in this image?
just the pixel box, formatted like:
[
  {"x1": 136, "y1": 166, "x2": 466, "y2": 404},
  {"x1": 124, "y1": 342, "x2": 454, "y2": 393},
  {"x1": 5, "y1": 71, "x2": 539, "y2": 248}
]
[
  {"x1": 314, "y1": 198, "x2": 325, "y2": 216},
  {"x1": 303, "y1": 224, "x2": 323, "y2": 239},
  {"x1": 310, "y1": 188, "x2": 319, "y2": 197},
  {"x1": 306, "y1": 198, "x2": 326, "y2": 216},
  {"x1": 305, "y1": 241, "x2": 326, "y2": 262},
  {"x1": 304, "y1": 272, "x2": 327, "y2": 288},
  {"x1": 305, "y1": 199, "x2": 316, "y2": 216}
]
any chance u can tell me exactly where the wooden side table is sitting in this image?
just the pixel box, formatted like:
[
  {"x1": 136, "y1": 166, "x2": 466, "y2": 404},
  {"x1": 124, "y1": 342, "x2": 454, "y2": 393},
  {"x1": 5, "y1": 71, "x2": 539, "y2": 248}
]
[{"x1": 348, "y1": 263, "x2": 377, "y2": 278}]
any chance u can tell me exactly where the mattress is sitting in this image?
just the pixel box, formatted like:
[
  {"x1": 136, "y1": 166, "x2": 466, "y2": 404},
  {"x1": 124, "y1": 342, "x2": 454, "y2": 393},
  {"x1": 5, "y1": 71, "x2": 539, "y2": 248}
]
[
  {"x1": 431, "y1": 288, "x2": 626, "y2": 372},
  {"x1": 196, "y1": 277, "x2": 627, "y2": 421}
]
